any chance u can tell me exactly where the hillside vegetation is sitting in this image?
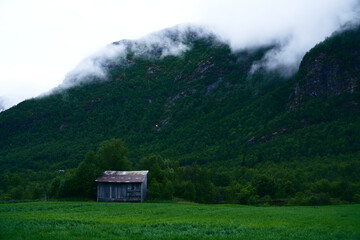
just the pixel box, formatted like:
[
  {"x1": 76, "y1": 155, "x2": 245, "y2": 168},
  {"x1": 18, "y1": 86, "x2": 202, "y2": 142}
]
[{"x1": 0, "y1": 26, "x2": 359, "y2": 204}]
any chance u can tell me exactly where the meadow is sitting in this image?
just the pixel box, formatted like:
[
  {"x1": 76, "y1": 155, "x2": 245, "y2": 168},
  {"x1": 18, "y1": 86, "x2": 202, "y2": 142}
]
[{"x1": 0, "y1": 202, "x2": 359, "y2": 240}]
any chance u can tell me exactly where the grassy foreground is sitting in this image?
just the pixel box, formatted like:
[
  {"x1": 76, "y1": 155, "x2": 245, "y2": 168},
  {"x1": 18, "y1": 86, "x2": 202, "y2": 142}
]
[{"x1": 0, "y1": 202, "x2": 359, "y2": 240}]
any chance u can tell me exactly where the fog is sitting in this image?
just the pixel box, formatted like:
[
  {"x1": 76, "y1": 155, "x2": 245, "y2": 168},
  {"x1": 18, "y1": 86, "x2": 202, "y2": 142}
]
[
  {"x1": 0, "y1": 0, "x2": 359, "y2": 108},
  {"x1": 199, "y1": 0, "x2": 360, "y2": 75},
  {"x1": 59, "y1": 25, "x2": 210, "y2": 90}
]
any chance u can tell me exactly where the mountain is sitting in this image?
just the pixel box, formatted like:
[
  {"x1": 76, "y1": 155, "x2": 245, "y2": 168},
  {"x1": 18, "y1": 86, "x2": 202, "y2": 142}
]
[
  {"x1": 0, "y1": 25, "x2": 359, "y2": 203},
  {"x1": 0, "y1": 27, "x2": 277, "y2": 170}
]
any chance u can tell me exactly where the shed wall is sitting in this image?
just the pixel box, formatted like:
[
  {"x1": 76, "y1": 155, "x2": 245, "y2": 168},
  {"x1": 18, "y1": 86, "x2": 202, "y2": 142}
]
[{"x1": 97, "y1": 182, "x2": 144, "y2": 202}]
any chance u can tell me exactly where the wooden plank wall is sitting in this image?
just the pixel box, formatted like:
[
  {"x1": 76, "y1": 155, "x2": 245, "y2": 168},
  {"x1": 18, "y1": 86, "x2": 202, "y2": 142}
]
[{"x1": 97, "y1": 182, "x2": 144, "y2": 202}]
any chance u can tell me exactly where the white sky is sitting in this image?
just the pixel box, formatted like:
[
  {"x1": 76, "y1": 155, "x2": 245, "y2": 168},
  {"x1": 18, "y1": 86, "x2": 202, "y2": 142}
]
[{"x1": 0, "y1": 0, "x2": 359, "y2": 109}]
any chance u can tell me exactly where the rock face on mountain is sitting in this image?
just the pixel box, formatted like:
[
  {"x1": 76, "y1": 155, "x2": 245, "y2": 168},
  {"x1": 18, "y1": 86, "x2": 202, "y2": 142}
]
[
  {"x1": 293, "y1": 53, "x2": 358, "y2": 105},
  {"x1": 292, "y1": 26, "x2": 360, "y2": 107}
]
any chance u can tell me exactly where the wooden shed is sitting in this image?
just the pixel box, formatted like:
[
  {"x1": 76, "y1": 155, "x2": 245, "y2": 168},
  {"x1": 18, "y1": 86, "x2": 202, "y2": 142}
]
[{"x1": 95, "y1": 170, "x2": 148, "y2": 202}]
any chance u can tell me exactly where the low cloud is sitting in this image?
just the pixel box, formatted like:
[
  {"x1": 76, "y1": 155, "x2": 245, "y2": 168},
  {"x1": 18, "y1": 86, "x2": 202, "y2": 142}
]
[
  {"x1": 2, "y1": 0, "x2": 360, "y2": 109},
  {"x1": 61, "y1": 44, "x2": 127, "y2": 89},
  {"x1": 0, "y1": 97, "x2": 5, "y2": 112},
  {"x1": 201, "y1": 0, "x2": 360, "y2": 75},
  {"x1": 60, "y1": 0, "x2": 360, "y2": 89},
  {"x1": 58, "y1": 25, "x2": 211, "y2": 90}
]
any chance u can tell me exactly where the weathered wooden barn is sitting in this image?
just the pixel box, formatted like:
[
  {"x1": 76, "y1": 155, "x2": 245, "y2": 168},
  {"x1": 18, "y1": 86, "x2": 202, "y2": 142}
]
[{"x1": 95, "y1": 170, "x2": 148, "y2": 202}]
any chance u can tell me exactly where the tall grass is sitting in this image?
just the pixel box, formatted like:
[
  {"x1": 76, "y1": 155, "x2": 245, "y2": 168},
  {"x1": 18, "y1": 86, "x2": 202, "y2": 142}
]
[{"x1": 1, "y1": 202, "x2": 359, "y2": 239}]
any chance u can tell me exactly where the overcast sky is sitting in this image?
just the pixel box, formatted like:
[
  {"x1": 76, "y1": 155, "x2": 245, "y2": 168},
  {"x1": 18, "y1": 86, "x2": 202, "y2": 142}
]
[{"x1": 0, "y1": 0, "x2": 359, "y2": 109}]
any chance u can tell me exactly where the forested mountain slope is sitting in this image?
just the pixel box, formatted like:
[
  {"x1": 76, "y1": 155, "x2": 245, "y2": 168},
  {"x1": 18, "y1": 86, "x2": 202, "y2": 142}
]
[
  {"x1": 0, "y1": 25, "x2": 359, "y2": 203},
  {"x1": 0, "y1": 29, "x2": 282, "y2": 171}
]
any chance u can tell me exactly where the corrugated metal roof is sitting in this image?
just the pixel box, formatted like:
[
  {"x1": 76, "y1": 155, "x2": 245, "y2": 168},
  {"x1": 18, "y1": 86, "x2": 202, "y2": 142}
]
[{"x1": 95, "y1": 170, "x2": 148, "y2": 183}]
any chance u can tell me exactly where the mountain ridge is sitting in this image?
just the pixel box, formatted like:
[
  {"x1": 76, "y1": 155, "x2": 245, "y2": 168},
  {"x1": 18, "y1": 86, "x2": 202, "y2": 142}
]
[
  {"x1": 0, "y1": 24, "x2": 359, "y2": 203},
  {"x1": 1, "y1": 25, "x2": 359, "y2": 169}
]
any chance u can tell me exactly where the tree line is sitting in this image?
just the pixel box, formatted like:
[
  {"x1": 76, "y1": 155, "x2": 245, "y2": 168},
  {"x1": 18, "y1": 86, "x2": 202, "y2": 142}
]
[{"x1": 3, "y1": 138, "x2": 358, "y2": 205}]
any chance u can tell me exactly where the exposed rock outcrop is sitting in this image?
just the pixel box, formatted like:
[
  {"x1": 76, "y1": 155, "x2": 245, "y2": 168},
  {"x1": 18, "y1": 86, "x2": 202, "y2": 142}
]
[{"x1": 292, "y1": 26, "x2": 360, "y2": 107}]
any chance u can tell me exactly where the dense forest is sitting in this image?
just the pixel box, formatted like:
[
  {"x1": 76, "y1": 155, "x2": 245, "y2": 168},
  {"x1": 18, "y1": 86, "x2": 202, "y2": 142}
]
[{"x1": 0, "y1": 25, "x2": 359, "y2": 205}]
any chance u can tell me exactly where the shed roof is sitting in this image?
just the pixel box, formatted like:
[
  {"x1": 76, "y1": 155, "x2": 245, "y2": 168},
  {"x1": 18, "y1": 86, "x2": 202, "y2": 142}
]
[{"x1": 95, "y1": 170, "x2": 148, "y2": 183}]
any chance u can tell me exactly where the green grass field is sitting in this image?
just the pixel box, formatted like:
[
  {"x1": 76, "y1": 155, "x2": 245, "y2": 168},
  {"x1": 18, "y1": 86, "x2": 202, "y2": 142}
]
[{"x1": 0, "y1": 202, "x2": 359, "y2": 240}]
